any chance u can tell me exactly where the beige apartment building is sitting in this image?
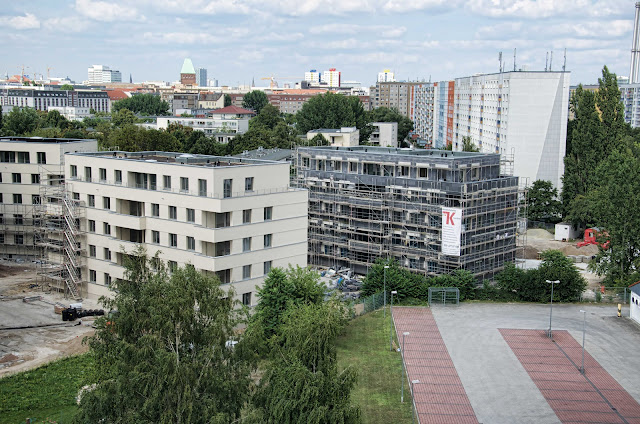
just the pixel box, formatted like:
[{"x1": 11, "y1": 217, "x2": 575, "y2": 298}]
[{"x1": 64, "y1": 151, "x2": 308, "y2": 304}]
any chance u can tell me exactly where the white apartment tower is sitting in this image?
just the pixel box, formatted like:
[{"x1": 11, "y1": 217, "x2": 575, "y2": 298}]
[
  {"x1": 378, "y1": 69, "x2": 396, "y2": 83},
  {"x1": 64, "y1": 151, "x2": 308, "y2": 302},
  {"x1": 321, "y1": 68, "x2": 341, "y2": 88},
  {"x1": 304, "y1": 70, "x2": 321, "y2": 85},
  {"x1": 452, "y1": 71, "x2": 570, "y2": 188},
  {"x1": 87, "y1": 65, "x2": 122, "y2": 84}
]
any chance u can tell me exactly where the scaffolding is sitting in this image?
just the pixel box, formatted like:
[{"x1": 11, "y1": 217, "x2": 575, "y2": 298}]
[
  {"x1": 294, "y1": 146, "x2": 521, "y2": 281},
  {"x1": 35, "y1": 164, "x2": 84, "y2": 300}
]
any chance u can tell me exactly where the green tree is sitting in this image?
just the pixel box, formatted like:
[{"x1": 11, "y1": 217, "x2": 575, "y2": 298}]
[
  {"x1": 597, "y1": 66, "x2": 626, "y2": 144},
  {"x1": 2, "y1": 106, "x2": 40, "y2": 135},
  {"x1": 527, "y1": 180, "x2": 562, "y2": 223},
  {"x1": 250, "y1": 302, "x2": 360, "y2": 424},
  {"x1": 224, "y1": 94, "x2": 232, "y2": 107},
  {"x1": 252, "y1": 266, "x2": 325, "y2": 341},
  {"x1": 60, "y1": 84, "x2": 74, "y2": 91},
  {"x1": 461, "y1": 136, "x2": 479, "y2": 152},
  {"x1": 113, "y1": 94, "x2": 170, "y2": 116},
  {"x1": 75, "y1": 248, "x2": 254, "y2": 424},
  {"x1": 368, "y1": 107, "x2": 414, "y2": 144},
  {"x1": 111, "y1": 108, "x2": 138, "y2": 127},
  {"x1": 295, "y1": 92, "x2": 370, "y2": 142},
  {"x1": 250, "y1": 104, "x2": 283, "y2": 130},
  {"x1": 242, "y1": 90, "x2": 269, "y2": 114},
  {"x1": 42, "y1": 109, "x2": 72, "y2": 130},
  {"x1": 589, "y1": 141, "x2": 640, "y2": 286}
]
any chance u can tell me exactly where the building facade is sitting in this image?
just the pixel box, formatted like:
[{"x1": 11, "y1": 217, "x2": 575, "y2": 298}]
[
  {"x1": 180, "y1": 59, "x2": 196, "y2": 86},
  {"x1": 64, "y1": 151, "x2": 308, "y2": 302},
  {"x1": 369, "y1": 122, "x2": 398, "y2": 147},
  {"x1": 295, "y1": 146, "x2": 519, "y2": 280},
  {"x1": 304, "y1": 70, "x2": 321, "y2": 85},
  {"x1": 370, "y1": 81, "x2": 421, "y2": 117},
  {"x1": 307, "y1": 128, "x2": 359, "y2": 147},
  {"x1": 1, "y1": 89, "x2": 110, "y2": 113},
  {"x1": 196, "y1": 68, "x2": 208, "y2": 87},
  {"x1": 88, "y1": 65, "x2": 122, "y2": 84},
  {"x1": 378, "y1": 70, "x2": 396, "y2": 83},
  {"x1": 150, "y1": 116, "x2": 249, "y2": 134},
  {"x1": 321, "y1": 69, "x2": 341, "y2": 88},
  {"x1": 620, "y1": 84, "x2": 640, "y2": 128}
]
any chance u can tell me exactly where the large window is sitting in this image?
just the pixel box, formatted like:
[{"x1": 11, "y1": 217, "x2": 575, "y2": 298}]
[
  {"x1": 169, "y1": 233, "x2": 177, "y2": 247},
  {"x1": 198, "y1": 179, "x2": 207, "y2": 196},
  {"x1": 151, "y1": 203, "x2": 159, "y2": 217},
  {"x1": 169, "y1": 206, "x2": 177, "y2": 220},
  {"x1": 99, "y1": 168, "x2": 107, "y2": 182},
  {"x1": 186, "y1": 208, "x2": 195, "y2": 223},
  {"x1": 152, "y1": 230, "x2": 160, "y2": 244},
  {"x1": 12, "y1": 173, "x2": 21, "y2": 183},
  {"x1": 115, "y1": 170, "x2": 122, "y2": 184},
  {"x1": 37, "y1": 152, "x2": 46, "y2": 164},
  {"x1": 215, "y1": 212, "x2": 231, "y2": 228},
  {"x1": 243, "y1": 265, "x2": 251, "y2": 280},
  {"x1": 242, "y1": 292, "x2": 252, "y2": 306},
  {"x1": 103, "y1": 197, "x2": 111, "y2": 210},
  {"x1": 13, "y1": 194, "x2": 22, "y2": 204},
  {"x1": 223, "y1": 179, "x2": 232, "y2": 198},
  {"x1": 88, "y1": 195, "x2": 95, "y2": 207},
  {"x1": 215, "y1": 241, "x2": 231, "y2": 257},
  {"x1": 70, "y1": 165, "x2": 77, "y2": 178},
  {"x1": 103, "y1": 222, "x2": 111, "y2": 235},
  {"x1": 264, "y1": 207, "x2": 273, "y2": 221},
  {"x1": 14, "y1": 234, "x2": 24, "y2": 245},
  {"x1": 89, "y1": 220, "x2": 96, "y2": 232},
  {"x1": 243, "y1": 237, "x2": 251, "y2": 252},
  {"x1": 186, "y1": 236, "x2": 195, "y2": 251},
  {"x1": 163, "y1": 175, "x2": 171, "y2": 190},
  {"x1": 264, "y1": 234, "x2": 272, "y2": 248},
  {"x1": 263, "y1": 261, "x2": 272, "y2": 275},
  {"x1": 245, "y1": 177, "x2": 254, "y2": 191},
  {"x1": 243, "y1": 209, "x2": 251, "y2": 224},
  {"x1": 84, "y1": 166, "x2": 92, "y2": 182},
  {"x1": 89, "y1": 245, "x2": 96, "y2": 257},
  {"x1": 31, "y1": 174, "x2": 40, "y2": 184},
  {"x1": 180, "y1": 177, "x2": 189, "y2": 192}
]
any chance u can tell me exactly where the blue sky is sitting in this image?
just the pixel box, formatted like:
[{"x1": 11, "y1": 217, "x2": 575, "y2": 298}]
[{"x1": 1, "y1": 0, "x2": 635, "y2": 87}]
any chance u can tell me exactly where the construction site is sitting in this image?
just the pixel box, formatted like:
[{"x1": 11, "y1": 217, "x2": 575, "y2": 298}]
[{"x1": 294, "y1": 146, "x2": 527, "y2": 280}]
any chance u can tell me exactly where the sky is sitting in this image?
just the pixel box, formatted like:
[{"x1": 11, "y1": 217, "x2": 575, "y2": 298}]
[{"x1": 1, "y1": 0, "x2": 636, "y2": 87}]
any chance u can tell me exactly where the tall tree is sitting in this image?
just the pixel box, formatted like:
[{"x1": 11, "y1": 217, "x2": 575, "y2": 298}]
[
  {"x1": 2, "y1": 107, "x2": 40, "y2": 135},
  {"x1": 242, "y1": 90, "x2": 269, "y2": 114},
  {"x1": 526, "y1": 180, "x2": 562, "y2": 223},
  {"x1": 295, "y1": 92, "x2": 370, "y2": 141},
  {"x1": 461, "y1": 135, "x2": 479, "y2": 152},
  {"x1": 75, "y1": 248, "x2": 255, "y2": 424},
  {"x1": 224, "y1": 94, "x2": 232, "y2": 107},
  {"x1": 250, "y1": 302, "x2": 360, "y2": 424},
  {"x1": 113, "y1": 94, "x2": 170, "y2": 116},
  {"x1": 597, "y1": 66, "x2": 626, "y2": 145}
]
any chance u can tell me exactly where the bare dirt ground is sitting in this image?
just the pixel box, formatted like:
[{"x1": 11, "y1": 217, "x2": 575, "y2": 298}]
[{"x1": 0, "y1": 260, "x2": 100, "y2": 377}]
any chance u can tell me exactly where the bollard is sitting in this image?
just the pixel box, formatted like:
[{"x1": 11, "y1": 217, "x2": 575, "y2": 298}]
[{"x1": 618, "y1": 303, "x2": 622, "y2": 318}]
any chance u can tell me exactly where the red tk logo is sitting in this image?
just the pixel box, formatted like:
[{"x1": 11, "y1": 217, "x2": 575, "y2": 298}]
[{"x1": 443, "y1": 211, "x2": 455, "y2": 225}]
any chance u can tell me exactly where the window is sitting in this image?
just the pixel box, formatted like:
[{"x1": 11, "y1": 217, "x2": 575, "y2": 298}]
[
  {"x1": 242, "y1": 292, "x2": 252, "y2": 306},
  {"x1": 186, "y1": 208, "x2": 195, "y2": 222},
  {"x1": 0, "y1": 151, "x2": 15, "y2": 162},
  {"x1": 264, "y1": 234, "x2": 272, "y2": 248},
  {"x1": 419, "y1": 168, "x2": 428, "y2": 178},
  {"x1": 180, "y1": 177, "x2": 189, "y2": 192},
  {"x1": 349, "y1": 161, "x2": 357, "y2": 172},
  {"x1": 12, "y1": 173, "x2": 21, "y2": 183},
  {"x1": 14, "y1": 214, "x2": 23, "y2": 225},
  {"x1": 215, "y1": 212, "x2": 231, "y2": 228},
  {"x1": 243, "y1": 265, "x2": 251, "y2": 280},
  {"x1": 168, "y1": 261, "x2": 178, "y2": 272},
  {"x1": 151, "y1": 203, "x2": 159, "y2": 217},
  {"x1": 84, "y1": 167, "x2": 92, "y2": 182},
  {"x1": 31, "y1": 174, "x2": 40, "y2": 184},
  {"x1": 104, "y1": 273, "x2": 112, "y2": 286},
  {"x1": 216, "y1": 269, "x2": 231, "y2": 284},
  {"x1": 104, "y1": 248, "x2": 111, "y2": 260},
  {"x1": 152, "y1": 230, "x2": 160, "y2": 244},
  {"x1": 198, "y1": 179, "x2": 207, "y2": 196},
  {"x1": 0, "y1": 234, "x2": 4, "y2": 244},
  {"x1": 245, "y1": 177, "x2": 254, "y2": 191},
  {"x1": 243, "y1": 237, "x2": 251, "y2": 252},
  {"x1": 32, "y1": 195, "x2": 40, "y2": 205},
  {"x1": 37, "y1": 152, "x2": 46, "y2": 164},
  {"x1": 0, "y1": 214, "x2": 3, "y2": 224},
  {"x1": 13, "y1": 194, "x2": 22, "y2": 204},
  {"x1": 163, "y1": 175, "x2": 171, "y2": 190},
  {"x1": 0, "y1": 193, "x2": 3, "y2": 203},
  {"x1": 264, "y1": 261, "x2": 272, "y2": 275},
  {"x1": 169, "y1": 206, "x2": 177, "y2": 220},
  {"x1": 169, "y1": 233, "x2": 177, "y2": 247},
  {"x1": 16, "y1": 151, "x2": 29, "y2": 163},
  {"x1": 70, "y1": 165, "x2": 77, "y2": 178},
  {"x1": 264, "y1": 206, "x2": 273, "y2": 221},
  {"x1": 88, "y1": 195, "x2": 95, "y2": 207},
  {"x1": 89, "y1": 220, "x2": 95, "y2": 232},
  {"x1": 103, "y1": 197, "x2": 111, "y2": 210},
  {"x1": 13, "y1": 234, "x2": 24, "y2": 245},
  {"x1": 103, "y1": 222, "x2": 111, "y2": 235},
  {"x1": 243, "y1": 209, "x2": 251, "y2": 224},
  {"x1": 187, "y1": 236, "x2": 195, "y2": 250},
  {"x1": 89, "y1": 270, "x2": 96, "y2": 283},
  {"x1": 215, "y1": 241, "x2": 231, "y2": 257},
  {"x1": 149, "y1": 174, "x2": 157, "y2": 190},
  {"x1": 115, "y1": 170, "x2": 122, "y2": 184},
  {"x1": 223, "y1": 179, "x2": 232, "y2": 198},
  {"x1": 99, "y1": 168, "x2": 107, "y2": 182},
  {"x1": 89, "y1": 245, "x2": 96, "y2": 257}
]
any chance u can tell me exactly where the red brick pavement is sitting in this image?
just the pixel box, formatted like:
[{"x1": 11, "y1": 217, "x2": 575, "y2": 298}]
[
  {"x1": 501, "y1": 328, "x2": 640, "y2": 424},
  {"x1": 392, "y1": 307, "x2": 479, "y2": 424}
]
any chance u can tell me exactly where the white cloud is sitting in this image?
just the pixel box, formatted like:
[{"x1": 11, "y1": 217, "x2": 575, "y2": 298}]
[
  {"x1": 475, "y1": 22, "x2": 522, "y2": 39},
  {"x1": 75, "y1": 0, "x2": 145, "y2": 22},
  {"x1": 382, "y1": 0, "x2": 457, "y2": 13},
  {"x1": 309, "y1": 23, "x2": 406, "y2": 38},
  {"x1": 0, "y1": 13, "x2": 40, "y2": 30},
  {"x1": 43, "y1": 16, "x2": 90, "y2": 32},
  {"x1": 466, "y1": 0, "x2": 627, "y2": 19}
]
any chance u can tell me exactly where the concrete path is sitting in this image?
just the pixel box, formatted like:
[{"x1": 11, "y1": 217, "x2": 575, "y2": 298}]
[{"x1": 392, "y1": 307, "x2": 478, "y2": 424}]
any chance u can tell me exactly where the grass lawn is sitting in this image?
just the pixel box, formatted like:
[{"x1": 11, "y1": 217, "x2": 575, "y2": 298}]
[
  {"x1": 337, "y1": 308, "x2": 414, "y2": 424},
  {"x1": 0, "y1": 354, "x2": 93, "y2": 424}
]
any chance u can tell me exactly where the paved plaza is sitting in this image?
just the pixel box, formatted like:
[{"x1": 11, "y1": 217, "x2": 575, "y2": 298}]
[{"x1": 393, "y1": 304, "x2": 640, "y2": 424}]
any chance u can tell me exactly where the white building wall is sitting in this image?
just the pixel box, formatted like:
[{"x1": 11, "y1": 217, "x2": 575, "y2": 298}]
[
  {"x1": 631, "y1": 290, "x2": 640, "y2": 324},
  {"x1": 64, "y1": 152, "x2": 308, "y2": 303},
  {"x1": 370, "y1": 122, "x2": 398, "y2": 147},
  {"x1": 156, "y1": 117, "x2": 249, "y2": 134},
  {"x1": 620, "y1": 84, "x2": 640, "y2": 128}
]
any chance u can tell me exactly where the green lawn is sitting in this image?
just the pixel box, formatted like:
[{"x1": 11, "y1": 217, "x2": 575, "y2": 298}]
[
  {"x1": 0, "y1": 354, "x2": 93, "y2": 424},
  {"x1": 337, "y1": 308, "x2": 413, "y2": 424}
]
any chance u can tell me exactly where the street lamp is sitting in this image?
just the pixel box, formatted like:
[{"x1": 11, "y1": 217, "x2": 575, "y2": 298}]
[
  {"x1": 411, "y1": 379, "x2": 420, "y2": 424},
  {"x1": 579, "y1": 309, "x2": 587, "y2": 374},
  {"x1": 383, "y1": 265, "x2": 390, "y2": 318},
  {"x1": 401, "y1": 331, "x2": 409, "y2": 403},
  {"x1": 390, "y1": 290, "x2": 397, "y2": 351},
  {"x1": 546, "y1": 280, "x2": 560, "y2": 338}
]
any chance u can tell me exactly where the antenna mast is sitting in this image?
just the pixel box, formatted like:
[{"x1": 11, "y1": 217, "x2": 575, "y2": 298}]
[{"x1": 513, "y1": 48, "x2": 517, "y2": 71}]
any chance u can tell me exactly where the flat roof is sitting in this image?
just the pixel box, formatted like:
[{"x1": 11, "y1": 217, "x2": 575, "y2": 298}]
[
  {"x1": 0, "y1": 136, "x2": 96, "y2": 144},
  {"x1": 68, "y1": 151, "x2": 285, "y2": 167},
  {"x1": 297, "y1": 145, "x2": 496, "y2": 159}
]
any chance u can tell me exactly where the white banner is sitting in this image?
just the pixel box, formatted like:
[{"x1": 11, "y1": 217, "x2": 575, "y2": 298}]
[{"x1": 441, "y1": 207, "x2": 462, "y2": 256}]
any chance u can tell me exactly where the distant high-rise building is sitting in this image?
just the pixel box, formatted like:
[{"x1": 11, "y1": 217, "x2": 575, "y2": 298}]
[
  {"x1": 630, "y1": 2, "x2": 640, "y2": 84},
  {"x1": 304, "y1": 69, "x2": 321, "y2": 84},
  {"x1": 180, "y1": 58, "x2": 196, "y2": 85},
  {"x1": 321, "y1": 68, "x2": 340, "y2": 87},
  {"x1": 378, "y1": 69, "x2": 395, "y2": 82},
  {"x1": 87, "y1": 65, "x2": 122, "y2": 84},
  {"x1": 196, "y1": 67, "x2": 208, "y2": 87}
]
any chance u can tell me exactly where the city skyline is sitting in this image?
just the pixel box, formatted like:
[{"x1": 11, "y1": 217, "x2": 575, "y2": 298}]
[{"x1": 1, "y1": 0, "x2": 634, "y2": 86}]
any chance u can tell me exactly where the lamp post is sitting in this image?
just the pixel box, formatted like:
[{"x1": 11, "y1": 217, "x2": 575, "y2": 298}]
[
  {"x1": 383, "y1": 265, "x2": 389, "y2": 318},
  {"x1": 390, "y1": 290, "x2": 397, "y2": 351},
  {"x1": 546, "y1": 280, "x2": 560, "y2": 339},
  {"x1": 401, "y1": 331, "x2": 409, "y2": 403},
  {"x1": 411, "y1": 379, "x2": 420, "y2": 424},
  {"x1": 579, "y1": 309, "x2": 587, "y2": 374}
]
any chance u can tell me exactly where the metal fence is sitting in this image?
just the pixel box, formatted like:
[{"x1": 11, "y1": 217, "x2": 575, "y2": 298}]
[
  {"x1": 428, "y1": 287, "x2": 460, "y2": 306},
  {"x1": 580, "y1": 287, "x2": 629, "y2": 304}
]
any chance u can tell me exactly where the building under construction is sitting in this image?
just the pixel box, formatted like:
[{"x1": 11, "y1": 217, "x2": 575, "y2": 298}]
[{"x1": 294, "y1": 146, "x2": 523, "y2": 280}]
